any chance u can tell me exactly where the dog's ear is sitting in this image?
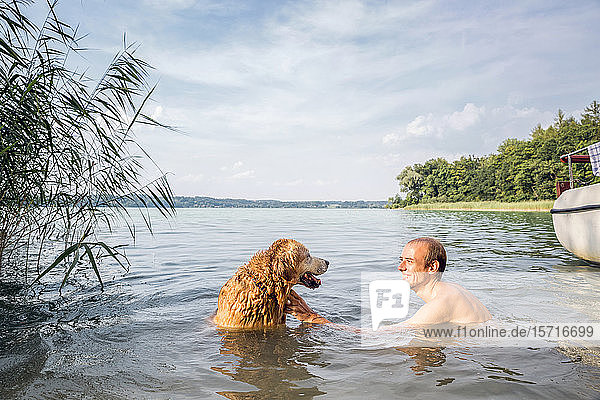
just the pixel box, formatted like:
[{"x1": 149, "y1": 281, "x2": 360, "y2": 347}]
[
  {"x1": 269, "y1": 239, "x2": 303, "y2": 282},
  {"x1": 277, "y1": 250, "x2": 297, "y2": 282}
]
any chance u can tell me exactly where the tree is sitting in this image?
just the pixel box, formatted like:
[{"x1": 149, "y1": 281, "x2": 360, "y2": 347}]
[
  {"x1": 581, "y1": 100, "x2": 600, "y2": 141},
  {"x1": 396, "y1": 165, "x2": 423, "y2": 205},
  {"x1": 391, "y1": 102, "x2": 600, "y2": 205},
  {"x1": 0, "y1": 1, "x2": 174, "y2": 291}
]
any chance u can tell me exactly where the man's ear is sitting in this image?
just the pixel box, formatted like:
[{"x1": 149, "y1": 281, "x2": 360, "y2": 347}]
[{"x1": 428, "y1": 260, "x2": 440, "y2": 274}]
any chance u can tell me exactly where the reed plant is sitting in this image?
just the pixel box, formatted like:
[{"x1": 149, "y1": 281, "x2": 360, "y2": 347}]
[
  {"x1": 402, "y1": 200, "x2": 554, "y2": 211},
  {"x1": 0, "y1": 1, "x2": 175, "y2": 291}
]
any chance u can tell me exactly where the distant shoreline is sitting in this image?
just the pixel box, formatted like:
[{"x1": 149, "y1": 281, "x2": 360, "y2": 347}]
[
  {"x1": 121, "y1": 196, "x2": 387, "y2": 209},
  {"x1": 399, "y1": 200, "x2": 553, "y2": 212}
]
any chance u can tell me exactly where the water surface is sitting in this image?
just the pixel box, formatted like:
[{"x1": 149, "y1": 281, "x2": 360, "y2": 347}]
[{"x1": 1, "y1": 208, "x2": 599, "y2": 399}]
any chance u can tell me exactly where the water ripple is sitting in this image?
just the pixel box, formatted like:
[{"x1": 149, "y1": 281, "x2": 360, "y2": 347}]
[{"x1": 2, "y1": 209, "x2": 600, "y2": 399}]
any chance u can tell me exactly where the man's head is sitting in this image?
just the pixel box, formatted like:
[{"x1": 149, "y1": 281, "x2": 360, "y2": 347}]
[
  {"x1": 398, "y1": 237, "x2": 446, "y2": 287},
  {"x1": 405, "y1": 237, "x2": 446, "y2": 273}
]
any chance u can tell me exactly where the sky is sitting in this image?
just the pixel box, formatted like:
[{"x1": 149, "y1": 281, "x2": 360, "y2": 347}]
[{"x1": 30, "y1": 1, "x2": 600, "y2": 200}]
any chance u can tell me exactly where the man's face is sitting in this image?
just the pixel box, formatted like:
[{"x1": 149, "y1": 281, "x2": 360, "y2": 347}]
[{"x1": 398, "y1": 243, "x2": 429, "y2": 288}]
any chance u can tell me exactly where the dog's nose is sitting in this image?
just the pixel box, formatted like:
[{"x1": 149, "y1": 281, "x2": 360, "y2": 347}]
[{"x1": 325, "y1": 260, "x2": 329, "y2": 266}]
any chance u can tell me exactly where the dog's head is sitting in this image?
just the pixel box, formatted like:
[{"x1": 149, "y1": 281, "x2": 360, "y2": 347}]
[{"x1": 268, "y1": 238, "x2": 329, "y2": 289}]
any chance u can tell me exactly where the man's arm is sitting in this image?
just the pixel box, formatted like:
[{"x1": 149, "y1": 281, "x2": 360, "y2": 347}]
[{"x1": 285, "y1": 289, "x2": 331, "y2": 324}]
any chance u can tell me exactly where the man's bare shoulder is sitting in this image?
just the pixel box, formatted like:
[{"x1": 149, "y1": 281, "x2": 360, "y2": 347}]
[
  {"x1": 404, "y1": 281, "x2": 491, "y2": 326},
  {"x1": 436, "y1": 281, "x2": 491, "y2": 323},
  {"x1": 402, "y1": 297, "x2": 451, "y2": 325},
  {"x1": 434, "y1": 282, "x2": 478, "y2": 304}
]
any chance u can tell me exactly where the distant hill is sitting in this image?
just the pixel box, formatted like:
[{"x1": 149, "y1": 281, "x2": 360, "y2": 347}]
[{"x1": 122, "y1": 196, "x2": 386, "y2": 209}]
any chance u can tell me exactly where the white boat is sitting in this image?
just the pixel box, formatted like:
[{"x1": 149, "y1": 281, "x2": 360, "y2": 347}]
[{"x1": 551, "y1": 144, "x2": 600, "y2": 263}]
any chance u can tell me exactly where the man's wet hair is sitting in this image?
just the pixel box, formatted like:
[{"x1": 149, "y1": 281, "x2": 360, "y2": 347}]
[{"x1": 406, "y1": 237, "x2": 447, "y2": 273}]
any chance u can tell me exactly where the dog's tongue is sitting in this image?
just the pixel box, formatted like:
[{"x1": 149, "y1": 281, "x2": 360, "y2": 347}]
[{"x1": 301, "y1": 272, "x2": 321, "y2": 289}]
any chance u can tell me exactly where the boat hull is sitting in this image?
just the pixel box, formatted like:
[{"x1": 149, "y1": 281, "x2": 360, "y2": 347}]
[{"x1": 551, "y1": 183, "x2": 600, "y2": 263}]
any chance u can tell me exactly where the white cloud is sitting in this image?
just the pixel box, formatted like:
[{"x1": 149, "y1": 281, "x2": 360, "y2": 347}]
[
  {"x1": 230, "y1": 170, "x2": 256, "y2": 180},
  {"x1": 383, "y1": 103, "x2": 485, "y2": 144},
  {"x1": 175, "y1": 173, "x2": 204, "y2": 183},
  {"x1": 151, "y1": 105, "x2": 163, "y2": 120},
  {"x1": 382, "y1": 133, "x2": 399, "y2": 145},
  {"x1": 445, "y1": 103, "x2": 485, "y2": 131},
  {"x1": 142, "y1": 0, "x2": 197, "y2": 10},
  {"x1": 275, "y1": 179, "x2": 304, "y2": 187},
  {"x1": 315, "y1": 179, "x2": 339, "y2": 187},
  {"x1": 406, "y1": 114, "x2": 437, "y2": 137},
  {"x1": 220, "y1": 161, "x2": 244, "y2": 172},
  {"x1": 490, "y1": 104, "x2": 554, "y2": 134}
]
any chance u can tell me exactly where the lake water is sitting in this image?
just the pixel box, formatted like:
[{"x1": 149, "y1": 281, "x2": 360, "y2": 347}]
[{"x1": 1, "y1": 208, "x2": 600, "y2": 399}]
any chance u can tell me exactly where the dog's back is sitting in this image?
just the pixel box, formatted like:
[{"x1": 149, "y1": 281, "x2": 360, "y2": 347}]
[{"x1": 213, "y1": 254, "x2": 290, "y2": 329}]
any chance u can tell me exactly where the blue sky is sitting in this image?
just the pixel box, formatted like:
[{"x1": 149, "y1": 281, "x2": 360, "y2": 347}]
[{"x1": 35, "y1": 1, "x2": 600, "y2": 200}]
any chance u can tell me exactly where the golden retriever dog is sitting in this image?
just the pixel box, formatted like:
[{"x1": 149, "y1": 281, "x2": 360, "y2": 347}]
[{"x1": 213, "y1": 239, "x2": 329, "y2": 329}]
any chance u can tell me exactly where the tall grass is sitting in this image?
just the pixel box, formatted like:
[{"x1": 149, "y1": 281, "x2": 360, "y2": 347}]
[
  {"x1": 402, "y1": 200, "x2": 554, "y2": 211},
  {"x1": 0, "y1": 0, "x2": 175, "y2": 291}
]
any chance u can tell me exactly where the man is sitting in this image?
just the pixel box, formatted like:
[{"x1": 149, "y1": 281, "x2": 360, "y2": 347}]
[
  {"x1": 396, "y1": 237, "x2": 491, "y2": 325},
  {"x1": 285, "y1": 237, "x2": 491, "y2": 326}
]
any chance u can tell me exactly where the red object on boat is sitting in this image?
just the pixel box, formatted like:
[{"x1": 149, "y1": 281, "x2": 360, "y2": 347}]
[
  {"x1": 556, "y1": 181, "x2": 571, "y2": 197},
  {"x1": 560, "y1": 155, "x2": 590, "y2": 163}
]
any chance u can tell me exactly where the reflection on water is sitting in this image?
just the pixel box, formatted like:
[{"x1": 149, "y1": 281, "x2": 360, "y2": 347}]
[
  {"x1": 213, "y1": 327, "x2": 326, "y2": 399},
  {"x1": 396, "y1": 347, "x2": 447, "y2": 376}
]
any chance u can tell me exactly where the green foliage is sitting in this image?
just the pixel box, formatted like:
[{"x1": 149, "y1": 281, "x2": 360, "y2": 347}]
[
  {"x1": 403, "y1": 200, "x2": 554, "y2": 211},
  {"x1": 395, "y1": 165, "x2": 424, "y2": 205},
  {"x1": 0, "y1": 1, "x2": 174, "y2": 290},
  {"x1": 390, "y1": 101, "x2": 600, "y2": 207}
]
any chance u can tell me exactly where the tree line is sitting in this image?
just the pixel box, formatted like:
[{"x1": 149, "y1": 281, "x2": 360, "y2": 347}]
[
  {"x1": 120, "y1": 196, "x2": 387, "y2": 208},
  {"x1": 389, "y1": 101, "x2": 600, "y2": 207}
]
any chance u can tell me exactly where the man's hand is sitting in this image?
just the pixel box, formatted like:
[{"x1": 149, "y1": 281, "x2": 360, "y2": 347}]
[{"x1": 285, "y1": 289, "x2": 330, "y2": 324}]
